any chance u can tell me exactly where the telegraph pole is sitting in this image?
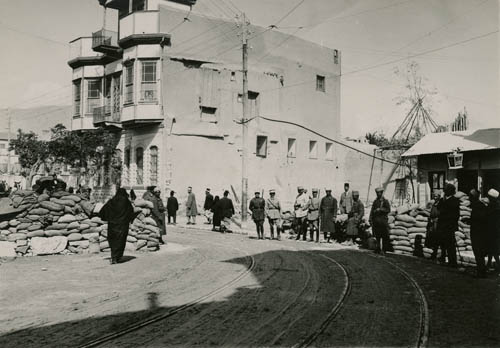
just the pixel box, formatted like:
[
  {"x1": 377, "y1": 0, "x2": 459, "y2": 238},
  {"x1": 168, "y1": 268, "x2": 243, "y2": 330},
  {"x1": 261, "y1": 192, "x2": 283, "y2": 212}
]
[
  {"x1": 6, "y1": 109, "x2": 11, "y2": 174},
  {"x1": 240, "y1": 13, "x2": 250, "y2": 224}
]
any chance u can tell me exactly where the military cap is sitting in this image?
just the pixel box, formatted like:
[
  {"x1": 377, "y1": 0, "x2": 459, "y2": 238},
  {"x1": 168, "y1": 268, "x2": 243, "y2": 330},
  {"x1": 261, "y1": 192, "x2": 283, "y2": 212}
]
[
  {"x1": 312, "y1": 188, "x2": 319, "y2": 193},
  {"x1": 375, "y1": 187, "x2": 384, "y2": 193},
  {"x1": 352, "y1": 190, "x2": 359, "y2": 195},
  {"x1": 269, "y1": 189, "x2": 276, "y2": 194},
  {"x1": 297, "y1": 186, "x2": 304, "y2": 190},
  {"x1": 325, "y1": 188, "x2": 332, "y2": 192}
]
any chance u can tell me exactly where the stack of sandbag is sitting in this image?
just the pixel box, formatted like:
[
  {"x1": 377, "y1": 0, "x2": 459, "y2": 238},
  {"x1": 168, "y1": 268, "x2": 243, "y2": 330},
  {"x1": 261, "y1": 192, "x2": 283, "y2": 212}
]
[
  {"x1": 388, "y1": 203, "x2": 429, "y2": 256},
  {"x1": 127, "y1": 199, "x2": 160, "y2": 252},
  {"x1": 455, "y1": 191, "x2": 472, "y2": 253},
  {"x1": 0, "y1": 192, "x2": 161, "y2": 257}
]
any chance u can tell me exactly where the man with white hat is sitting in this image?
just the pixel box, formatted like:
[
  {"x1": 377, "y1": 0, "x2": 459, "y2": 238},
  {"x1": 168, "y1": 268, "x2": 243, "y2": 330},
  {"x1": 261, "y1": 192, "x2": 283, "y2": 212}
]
[
  {"x1": 294, "y1": 186, "x2": 309, "y2": 241},
  {"x1": 369, "y1": 187, "x2": 392, "y2": 254},
  {"x1": 486, "y1": 188, "x2": 500, "y2": 272},
  {"x1": 266, "y1": 189, "x2": 282, "y2": 240}
]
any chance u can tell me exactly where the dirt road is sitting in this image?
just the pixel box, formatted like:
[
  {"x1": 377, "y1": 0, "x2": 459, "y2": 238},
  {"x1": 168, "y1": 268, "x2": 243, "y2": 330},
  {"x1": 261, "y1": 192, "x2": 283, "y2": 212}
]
[{"x1": 1, "y1": 227, "x2": 499, "y2": 347}]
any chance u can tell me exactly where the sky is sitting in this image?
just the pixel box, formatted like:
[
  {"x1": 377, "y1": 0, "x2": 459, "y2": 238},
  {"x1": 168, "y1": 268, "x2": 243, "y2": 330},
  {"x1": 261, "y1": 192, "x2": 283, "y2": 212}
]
[{"x1": 0, "y1": 0, "x2": 498, "y2": 137}]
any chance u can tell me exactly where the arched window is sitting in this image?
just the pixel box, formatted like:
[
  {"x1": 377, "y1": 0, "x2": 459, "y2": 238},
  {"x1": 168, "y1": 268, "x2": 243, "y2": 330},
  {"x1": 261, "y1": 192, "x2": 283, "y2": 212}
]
[
  {"x1": 136, "y1": 147, "x2": 143, "y2": 185},
  {"x1": 124, "y1": 148, "x2": 130, "y2": 186},
  {"x1": 150, "y1": 146, "x2": 158, "y2": 186}
]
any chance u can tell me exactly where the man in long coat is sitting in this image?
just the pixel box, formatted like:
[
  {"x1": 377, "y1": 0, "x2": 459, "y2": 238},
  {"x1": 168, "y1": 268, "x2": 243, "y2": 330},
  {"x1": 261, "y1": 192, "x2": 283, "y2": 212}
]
[
  {"x1": 294, "y1": 186, "x2": 309, "y2": 241},
  {"x1": 307, "y1": 188, "x2": 321, "y2": 242},
  {"x1": 249, "y1": 191, "x2": 266, "y2": 240},
  {"x1": 346, "y1": 190, "x2": 364, "y2": 241},
  {"x1": 219, "y1": 190, "x2": 235, "y2": 232},
  {"x1": 203, "y1": 188, "x2": 214, "y2": 224},
  {"x1": 339, "y1": 182, "x2": 353, "y2": 214},
  {"x1": 320, "y1": 189, "x2": 337, "y2": 242},
  {"x1": 186, "y1": 186, "x2": 198, "y2": 225},
  {"x1": 486, "y1": 188, "x2": 500, "y2": 272},
  {"x1": 265, "y1": 189, "x2": 282, "y2": 240},
  {"x1": 167, "y1": 190, "x2": 179, "y2": 224},
  {"x1": 369, "y1": 187, "x2": 392, "y2": 254},
  {"x1": 436, "y1": 183, "x2": 460, "y2": 266},
  {"x1": 469, "y1": 189, "x2": 489, "y2": 277}
]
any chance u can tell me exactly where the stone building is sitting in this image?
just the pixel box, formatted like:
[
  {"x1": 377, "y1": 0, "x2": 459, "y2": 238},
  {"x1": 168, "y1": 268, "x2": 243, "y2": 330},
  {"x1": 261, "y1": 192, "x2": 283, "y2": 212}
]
[{"x1": 68, "y1": 0, "x2": 342, "y2": 208}]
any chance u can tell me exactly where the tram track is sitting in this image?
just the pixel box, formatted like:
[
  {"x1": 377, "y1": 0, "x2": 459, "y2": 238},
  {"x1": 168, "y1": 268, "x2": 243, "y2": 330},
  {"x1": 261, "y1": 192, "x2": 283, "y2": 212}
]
[{"x1": 77, "y1": 236, "x2": 257, "y2": 348}]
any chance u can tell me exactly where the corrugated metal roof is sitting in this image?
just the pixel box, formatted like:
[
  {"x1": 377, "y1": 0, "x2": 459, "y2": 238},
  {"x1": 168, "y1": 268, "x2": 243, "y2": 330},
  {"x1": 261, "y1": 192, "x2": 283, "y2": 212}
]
[{"x1": 402, "y1": 128, "x2": 500, "y2": 157}]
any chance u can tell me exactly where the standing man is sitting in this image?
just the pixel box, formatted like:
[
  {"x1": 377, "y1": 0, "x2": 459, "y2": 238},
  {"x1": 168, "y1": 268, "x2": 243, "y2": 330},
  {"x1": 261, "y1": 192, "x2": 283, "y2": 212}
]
[
  {"x1": 486, "y1": 189, "x2": 500, "y2": 272},
  {"x1": 249, "y1": 191, "x2": 266, "y2": 240},
  {"x1": 153, "y1": 187, "x2": 167, "y2": 244},
  {"x1": 320, "y1": 189, "x2": 337, "y2": 242},
  {"x1": 346, "y1": 190, "x2": 364, "y2": 242},
  {"x1": 369, "y1": 187, "x2": 392, "y2": 254},
  {"x1": 203, "y1": 188, "x2": 214, "y2": 224},
  {"x1": 436, "y1": 183, "x2": 460, "y2": 267},
  {"x1": 427, "y1": 190, "x2": 442, "y2": 260},
  {"x1": 266, "y1": 189, "x2": 282, "y2": 240},
  {"x1": 339, "y1": 182, "x2": 353, "y2": 214},
  {"x1": 167, "y1": 190, "x2": 179, "y2": 225},
  {"x1": 186, "y1": 186, "x2": 198, "y2": 225},
  {"x1": 469, "y1": 189, "x2": 489, "y2": 277},
  {"x1": 307, "y1": 188, "x2": 321, "y2": 242},
  {"x1": 294, "y1": 186, "x2": 309, "y2": 241},
  {"x1": 219, "y1": 190, "x2": 235, "y2": 232}
]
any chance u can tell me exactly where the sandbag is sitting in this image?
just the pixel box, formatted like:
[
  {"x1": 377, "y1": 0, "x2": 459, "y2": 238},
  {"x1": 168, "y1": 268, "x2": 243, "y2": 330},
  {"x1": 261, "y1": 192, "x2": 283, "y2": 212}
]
[
  {"x1": 395, "y1": 221, "x2": 414, "y2": 228},
  {"x1": 30, "y1": 208, "x2": 50, "y2": 215},
  {"x1": 390, "y1": 229, "x2": 408, "y2": 237},
  {"x1": 0, "y1": 221, "x2": 8, "y2": 229},
  {"x1": 16, "y1": 222, "x2": 32, "y2": 231},
  {"x1": 393, "y1": 245, "x2": 413, "y2": 253},
  {"x1": 142, "y1": 217, "x2": 157, "y2": 226},
  {"x1": 136, "y1": 240, "x2": 147, "y2": 250},
  {"x1": 27, "y1": 230, "x2": 45, "y2": 238},
  {"x1": 455, "y1": 191, "x2": 466, "y2": 199},
  {"x1": 388, "y1": 216, "x2": 395, "y2": 224},
  {"x1": 134, "y1": 199, "x2": 154, "y2": 209},
  {"x1": 60, "y1": 195, "x2": 82, "y2": 203},
  {"x1": 416, "y1": 215, "x2": 428, "y2": 222},
  {"x1": 408, "y1": 232, "x2": 425, "y2": 239},
  {"x1": 408, "y1": 227, "x2": 427, "y2": 234},
  {"x1": 79, "y1": 201, "x2": 96, "y2": 216},
  {"x1": 67, "y1": 233, "x2": 83, "y2": 241},
  {"x1": 455, "y1": 231, "x2": 466, "y2": 239},
  {"x1": 394, "y1": 240, "x2": 412, "y2": 247},
  {"x1": 396, "y1": 204, "x2": 411, "y2": 215},
  {"x1": 50, "y1": 198, "x2": 76, "y2": 207},
  {"x1": 8, "y1": 219, "x2": 20, "y2": 227},
  {"x1": 409, "y1": 210, "x2": 419, "y2": 217},
  {"x1": 395, "y1": 215, "x2": 416, "y2": 224},
  {"x1": 7, "y1": 233, "x2": 27, "y2": 241},
  {"x1": 66, "y1": 221, "x2": 80, "y2": 230},
  {"x1": 49, "y1": 223, "x2": 69, "y2": 230},
  {"x1": 40, "y1": 201, "x2": 64, "y2": 212},
  {"x1": 51, "y1": 191, "x2": 70, "y2": 198},
  {"x1": 58, "y1": 214, "x2": 78, "y2": 223}
]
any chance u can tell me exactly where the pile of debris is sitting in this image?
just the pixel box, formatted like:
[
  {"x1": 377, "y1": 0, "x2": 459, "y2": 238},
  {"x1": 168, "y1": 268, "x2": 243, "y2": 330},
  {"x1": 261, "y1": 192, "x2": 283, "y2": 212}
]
[{"x1": 0, "y1": 190, "x2": 160, "y2": 257}]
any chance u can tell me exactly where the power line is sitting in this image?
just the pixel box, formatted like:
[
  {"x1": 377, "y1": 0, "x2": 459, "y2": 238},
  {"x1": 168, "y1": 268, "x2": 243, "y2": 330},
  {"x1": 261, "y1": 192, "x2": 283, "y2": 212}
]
[
  {"x1": 273, "y1": 0, "x2": 307, "y2": 27},
  {"x1": 0, "y1": 21, "x2": 69, "y2": 47}
]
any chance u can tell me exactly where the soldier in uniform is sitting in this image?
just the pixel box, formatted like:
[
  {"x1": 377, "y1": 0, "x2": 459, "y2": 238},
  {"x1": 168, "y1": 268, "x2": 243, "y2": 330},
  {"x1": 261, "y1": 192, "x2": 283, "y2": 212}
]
[
  {"x1": 346, "y1": 190, "x2": 364, "y2": 242},
  {"x1": 294, "y1": 186, "x2": 309, "y2": 241},
  {"x1": 436, "y1": 183, "x2": 460, "y2": 267},
  {"x1": 249, "y1": 191, "x2": 266, "y2": 240},
  {"x1": 266, "y1": 189, "x2": 282, "y2": 240},
  {"x1": 307, "y1": 188, "x2": 321, "y2": 242},
  {"x1": 369, "y1": 187, "x2": 392, "y2": 254},
  {"x1": 320, "y1": 189, "x2": 337, "y2": 242}
]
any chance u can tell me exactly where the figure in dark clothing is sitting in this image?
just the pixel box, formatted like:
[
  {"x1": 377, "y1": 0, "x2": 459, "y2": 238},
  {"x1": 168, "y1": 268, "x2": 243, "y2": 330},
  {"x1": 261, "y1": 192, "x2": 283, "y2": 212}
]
[
  {"x1": 143, "y1": 186, "x2": 166, "y2": 244},
  {"x1": 320, "y1": 189, "x2": 337, "y2": 242},
  {"x1": 211, "y1": 196, "x2": 222, "y2": 231},
  {"x1": 369, "y1": 187, "x2": 392, "y2": 254},
  {"x1": 219, "y1": 190, "x2": 235, "y2": 232},
  {"x1": 130, "y1": 189, "x2": 137, "y2": 202},
  {"x1": 167, "y1": 191, "x2": 179, "y2": 224},
  {"x1": 486, "y1": 189, "x2": 500, "y2": 272},
  {"x1": 249, "y1": 191, "x2": 266, "y2": 239},
  {"x1": 99, "y1": 188, "x2": 136, "y2": 264},
  {"x1": 469, "y1": 189, "x2": 490, "y2": 277},
  {"x1": 436, "y1": 183, "x2": 460, "y2": 267},
  {"x1": 203, "y1": 188, "x2": 214, "y2": 224},
  {"x1": 426, "y1": 190, "x2": 442, "y2": 260}
]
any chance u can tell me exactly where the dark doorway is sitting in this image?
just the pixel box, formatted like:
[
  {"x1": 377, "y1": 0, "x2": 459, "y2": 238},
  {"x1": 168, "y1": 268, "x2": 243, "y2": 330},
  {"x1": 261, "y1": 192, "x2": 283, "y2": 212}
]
[
  {"x1": 482, "y1": 169, "x2": 500, "y2": 195},
  {"x1": 457, "y1": 170, "x2": 478, "y2": 194}
]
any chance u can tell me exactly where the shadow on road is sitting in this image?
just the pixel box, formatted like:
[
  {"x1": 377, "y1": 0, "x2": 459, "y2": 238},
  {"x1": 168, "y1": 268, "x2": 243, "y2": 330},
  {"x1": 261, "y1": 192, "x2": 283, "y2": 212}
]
[{"x1": 0, "y1": 249, "x2": 498, "y2": 348}]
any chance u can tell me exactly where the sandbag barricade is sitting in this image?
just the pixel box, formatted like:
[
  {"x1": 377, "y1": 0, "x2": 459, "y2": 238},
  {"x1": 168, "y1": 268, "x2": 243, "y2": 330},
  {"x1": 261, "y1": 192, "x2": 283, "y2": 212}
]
[{"x1": 0, "y1": 191, "x2": 161, "y2": 256}]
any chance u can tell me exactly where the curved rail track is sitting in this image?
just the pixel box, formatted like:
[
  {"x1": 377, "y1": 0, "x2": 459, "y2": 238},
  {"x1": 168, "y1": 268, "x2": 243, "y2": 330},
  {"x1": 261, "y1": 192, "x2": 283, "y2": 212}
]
[{"x1": 78, "y1": 237, "x2": 256, "y2": 348}]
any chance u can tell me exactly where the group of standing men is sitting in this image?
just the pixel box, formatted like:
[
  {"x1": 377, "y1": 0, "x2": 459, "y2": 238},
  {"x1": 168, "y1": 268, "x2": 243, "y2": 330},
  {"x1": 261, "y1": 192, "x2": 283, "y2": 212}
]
[{"x1": 247, "y1": 183, "x2": 368, "y2": 244}]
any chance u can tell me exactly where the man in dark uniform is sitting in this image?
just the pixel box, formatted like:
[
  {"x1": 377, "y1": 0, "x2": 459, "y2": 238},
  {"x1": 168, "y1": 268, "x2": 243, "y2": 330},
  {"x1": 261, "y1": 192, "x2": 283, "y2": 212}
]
[
  {"x1": 369, "y1": 187, "x2": 392, "y2": 254},
  {"x1": 203, "y1": 188, "x2": 214, "y2": 224},
  {"x1": 249, "y1": 191, "x2": 266, "y2": 240},
  {"x1": 347, "y1": 190, "x2": 364, "y2": 242},
  {"x1": 436, "y1": 183, "x2": 460, "y2": 267},
  {"x1": 219, "y1": 190, "x2": 235, "y2": 233},
  {"x1": 167, "y1": 190, "x2": 179, "y2": 224},
  {"x1": 469, "y1": 189, "x2": 489, "y2": 277},
  {"x1": 320, "y1": 189, "x2": 337, "y2": 242}
]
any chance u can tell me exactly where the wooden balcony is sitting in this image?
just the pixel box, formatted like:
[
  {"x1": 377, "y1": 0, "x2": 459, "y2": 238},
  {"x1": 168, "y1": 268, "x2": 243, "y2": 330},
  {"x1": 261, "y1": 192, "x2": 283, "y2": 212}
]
[{"x1": 92, "y1": 29, "x2": 121, "y2": 58}]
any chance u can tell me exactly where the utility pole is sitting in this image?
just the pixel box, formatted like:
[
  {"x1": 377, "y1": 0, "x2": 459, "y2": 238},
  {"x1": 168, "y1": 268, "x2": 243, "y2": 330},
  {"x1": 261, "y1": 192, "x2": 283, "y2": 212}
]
[
  {"x1": 6, "y1": 109, "x2": 11, "y2": 174},
  {"x1": 240, "y1": 13, "x2": 250, "y2": 224}
]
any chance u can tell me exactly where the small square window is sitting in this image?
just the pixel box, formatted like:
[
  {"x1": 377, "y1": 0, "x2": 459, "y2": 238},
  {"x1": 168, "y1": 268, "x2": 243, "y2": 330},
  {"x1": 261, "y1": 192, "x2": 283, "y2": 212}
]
[
  {"x1": 256, "y1": 136, "x2": 268, "y2": 158},
  {"x1": 325, "y1": 142, "x2": 333, "y2": 161},
  {"x1": 309, "y1": 140, "x2": 318, "y2": 159},
  {"x1": 316, "y1": 75, "x2": 325, "y2": 92},
  {"x1": 287, "y1": 138, "x2": 296, "y2": 158},
  {"x1": 200, "y1": 106, "x2": 217, "y2": 123}
]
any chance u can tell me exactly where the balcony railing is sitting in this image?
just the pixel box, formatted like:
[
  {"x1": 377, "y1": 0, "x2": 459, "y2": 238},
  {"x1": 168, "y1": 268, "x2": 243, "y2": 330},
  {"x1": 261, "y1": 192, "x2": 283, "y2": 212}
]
[
  {"x1": 93, "y1": 105, "x2": 121, "y2": 125},
  {"x1": 92, "y1": 29, "x2": 119, "y2": 49},
  {"x1": 69, "y1": 37, "x2": 102, "y2": 61},
  {"x1": 119, "y1": 11, "x2": 159, "y2": 40}
]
